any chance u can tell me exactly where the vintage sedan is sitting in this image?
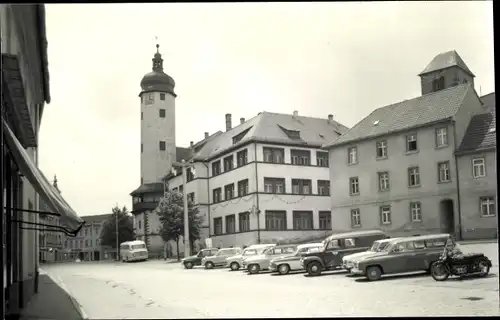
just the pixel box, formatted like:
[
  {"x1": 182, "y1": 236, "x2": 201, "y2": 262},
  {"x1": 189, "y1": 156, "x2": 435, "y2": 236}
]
[
  {"x1": 225, "y1": 244, "x2": 276, "y2": 271},
  {"x1": 245, "y1": 245, "x2": 297, "y2": 274},
  {"x1": 182, "y1": 248, "x2": 220, "y2": 269},
  {"x1": 351, "y1": 233, "x2": 452, "y2": 281},
  {"x1": 270, "y1": 243, "x2": 323, "y2": 275},
  {"x1": 202, "y1": 247, "x2": 242, "y2": 269},
  {"x1": 342, "y1": 238, "x2": 398, "y2": 272}
]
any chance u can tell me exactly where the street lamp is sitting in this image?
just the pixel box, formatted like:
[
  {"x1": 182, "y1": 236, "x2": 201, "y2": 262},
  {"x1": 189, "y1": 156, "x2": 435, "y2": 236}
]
[
  {"x1": 115, "y1": 208, "x2": 119, "y2": 261},
  {"x1": 171, "y1": 159, "x2": 195, "y2": 258}
]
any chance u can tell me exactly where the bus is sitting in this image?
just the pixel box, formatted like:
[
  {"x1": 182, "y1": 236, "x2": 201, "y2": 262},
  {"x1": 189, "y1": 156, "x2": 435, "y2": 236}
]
[{"x1": 120, "y1": 240, "x2": 148, "y2": 262}]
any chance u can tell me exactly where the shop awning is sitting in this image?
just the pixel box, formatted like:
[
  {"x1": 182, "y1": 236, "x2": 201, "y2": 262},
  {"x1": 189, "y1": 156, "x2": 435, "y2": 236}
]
[{"x1": 3, "y1": 118, "x2": 85, "y2": 235}]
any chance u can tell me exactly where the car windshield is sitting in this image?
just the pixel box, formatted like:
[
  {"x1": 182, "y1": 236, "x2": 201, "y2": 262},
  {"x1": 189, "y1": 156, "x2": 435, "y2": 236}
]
[
  {"x1": 369, "y1": 241, "x2": 380, "y2": 251},
  {"x1": 377, "y1": 242, "x2": 390, "y2": 251}
]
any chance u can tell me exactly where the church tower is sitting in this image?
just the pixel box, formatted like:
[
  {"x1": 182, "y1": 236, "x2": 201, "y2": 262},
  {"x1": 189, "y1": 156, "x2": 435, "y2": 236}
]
[
  {"x1": 139, "y1": 44, "x2": 177, "y2": 184},
  {"x1": 418, "y1": 50, "x2": 475, "y2": 96}
]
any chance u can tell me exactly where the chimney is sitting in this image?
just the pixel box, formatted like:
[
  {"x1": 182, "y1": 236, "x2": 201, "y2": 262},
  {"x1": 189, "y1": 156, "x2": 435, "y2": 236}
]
[
  {"x1": 240, "y1": 117, "x2": 245, "y2": 124},
  {"x1": 204, "y1": 132, "x2": 209, "y2": 139},
  {"x1": 328, "y1": 114, "x2": 334, "y2": 123},
  {"x1": 293, "y1": 110, "x2": 298, "y2": 118},
  {"x1": 190, "y1": 141, "x2": 194, "y2": 148},
  {"x1": 225, "y1": 113, "x2": 232, "y2": 131}
]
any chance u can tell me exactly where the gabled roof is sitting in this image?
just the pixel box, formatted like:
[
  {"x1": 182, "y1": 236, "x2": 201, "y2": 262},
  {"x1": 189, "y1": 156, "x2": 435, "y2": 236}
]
[
  {"x1": 480, "y1": 92, "x2": 495, "y2": 113},
  {"x1": 323, "y1": 84, "x2": 473, "y2": 149},
  {"x1": 457, "y1": 110, "x2": 496, "y2": 154},
  {"x1": 130, "y1": 182, "x2": 164, "y2": 196},
  {"x1": 190, "y1": 111, "x2": 349, "y2": 161},
  {"x1": 419, "y1": 50, "x2": 475, "y2": 77},
  {"x1": 80, "y1": 214, "x2": 112, "y2": 224}
]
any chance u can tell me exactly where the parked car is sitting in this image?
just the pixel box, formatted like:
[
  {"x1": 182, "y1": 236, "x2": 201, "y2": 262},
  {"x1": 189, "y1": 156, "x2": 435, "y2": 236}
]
[
  {"x1": 270, "y1": 243, "x2": 324, "y2": 275},
  {"x1": 202, "y1": 247, "x2": 242, "y2": 269},
  {"x1": 225, "y1": 244, "x2": 276, "y2": 271},
  {"x1": 182, "y1": 248, "x2": 220, "y2": 269},
  {"x1": 342, "y1": 238, "x2": 398, "y2": 272},
  {"x1": 351, "y1": 233, "x2": 452, "y2": 281},
  {"x1": 245, "y1": 244, "x2": 298, "y2": 274},
  {"x1": 300, "y1": 230, "x2": 388, "y2": 276}
]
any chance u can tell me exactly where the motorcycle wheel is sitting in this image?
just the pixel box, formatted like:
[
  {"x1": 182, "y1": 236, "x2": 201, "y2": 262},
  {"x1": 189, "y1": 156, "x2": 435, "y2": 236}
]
[
  {"x1": 431, "y1": 262, "x2": 450, "y2": 281},
  {"x1": 477, "y1": 259, "x2": 490, "y2": 277}
]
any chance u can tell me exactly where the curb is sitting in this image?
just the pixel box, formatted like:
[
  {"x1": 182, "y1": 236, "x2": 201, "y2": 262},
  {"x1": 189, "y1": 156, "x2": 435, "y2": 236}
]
[{"x1": 42, "y1": 269, "x2": 89, "y2": 320}]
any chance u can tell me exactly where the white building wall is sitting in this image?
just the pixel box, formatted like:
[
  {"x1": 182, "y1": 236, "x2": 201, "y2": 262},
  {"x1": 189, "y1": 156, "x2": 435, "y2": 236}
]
[{"x1": 140, "y1": 92, "x2": 176, "y2": 184}]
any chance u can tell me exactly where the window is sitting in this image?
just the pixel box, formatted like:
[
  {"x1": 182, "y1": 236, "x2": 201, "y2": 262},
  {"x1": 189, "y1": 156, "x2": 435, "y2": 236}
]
[
  {"x1": 179, "y1": 185, "x2": 184, "y2": 194},
  {"x1": 225, "y1": 215, "x2": 236, "y2": 234},
  {"x1": 237, "y1": 179, "x2": 249, "y2": 197},
  {"x1": 239, "y1": 212, "x2": 250, "y2": 232},
  {"x1": 472, "y1": 158, "x2": 486, "y2": 178},
  {"x1": 232, "y1": 127, "x2": 252, "y2": 145},
  {"x1": 317, "y1": 180, "x2": 330, "y2": 196},
  {"x1": 380, "y1": 206, "x2": 391, "y2": 225},
  {"x1": 344, "y1": 238, "x2": 356, "y2": 248},
  {"x1": 438, "y1": 161, "x2": 451, "y2": 182},
  {"x1": 347, "y1": 147, "x2": 358, "y2": 164},
  {"x1": 138, "y1": 220, "x2": 142, "y2": 229},
  {"x1": 159, "y1": 109, "x2": 166, "y2": 118},
  {"x1": 212, "y1": 188, "x2": 222, "y2": 203},
  {"x1": 293, "y1": 211, "x2": 313, "y2": 230},
  {"x1": 316, "y1": 151, "x2": 329, "y2": 167},
  {"x1": 480, "y1": 197, "x2": 496, "y2": 217},
  {"x1": 432, "y1": 76, "x2": 445, "y2": 91},
  {"x1": 265, "y1": 211, "x2": 287, "y2": 231},
  {"x1": 214, "y1": 217, "x2": 223, "y2": 235},
  {"x1": 290, "y1": 149, "x2": 311, "y2": 165},
  {"x1": 160, "y1": 93, "x2": 166, "y2": 101},
  {"x1": 236, "y1": 149, "x2": 248, "y2": 167},
  {"x1": 223, "y1": 155, "x2": 234, "y2": 172},
  {"x1": 319, "y1": 211, "x2": 331, "y2": 230},
  {"x1": 211, "y1": 161, "x2": 221, "y2": 176},
  {"x1": 410, "y1": 202, "x2": 422, "y2": 222},
  {"x1": 350, "y1": 209, "x2": 361, "y2": 227},
  {"x1": 141, "y1": 112, "x2": 143, "y2": 120},
  {"x1": 291, "y1": 179, "x2": 312, "y2": 195},
  {"x1": 145, "y1": 93, "x2": 154, "y2": 105},
  {"x1": 186, "y1": 168, "x2": 194, "y2": 182},
  {"x1": 376, "y1": 140, "x2": 388, "y2": 159},
  {"x1": 378, "y1": 172, "x2": 390, "y2": 191},
  {"x1": 408, "y1": 167, "x2": 420, "y2": 187},
  {"x1": 159, "y1": 141, "x2": 166, "y2": 151},
  {"x1": 406, "y1": 134, "x2": 418, "y2": 152},
  {"x1": 349, "y1": 177, "x2": 359, "y2": 195},
  {"x1": 263, "y1": 147, "x2": 284, "y2": 164},
  {"x1": 224, "y1": 183, "x2": 235, "y2": 200},
  {"x1": 264, "y1": 177, "x2": 285, "y2": 194},
  {"x1": 435, "y1": 127, "x2": 448, "y2": 147},
  {"x1": 188, "y1": 192, "x2": 195, "y2": 203}
]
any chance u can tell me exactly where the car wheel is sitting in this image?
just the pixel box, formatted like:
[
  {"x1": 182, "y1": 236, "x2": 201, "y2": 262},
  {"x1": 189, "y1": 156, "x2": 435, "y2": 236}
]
[
  {"x1": 184, "y1": 262, "x2": 193, "y2": 269},
  {"x1": 307, "y1": 261, "x2": 322, "y2": 277},
  {"x1": 248, "y1": 264, "x2": 260, "y2": 274},
  {"x1": 205, "y1": 261, "x2": 214, "y2": 269},
  {"x1": 477, "y1": 258, "x2": 490, "y2": 277},
  {"x1": 278, "y1": 264, "x2": 290, "y2": 275},
  {"x1": 366, "y1": 266, "x2": 382, "y2": 281},
  {"x1": 230, "y1": 262, "x2": 240, "y2": 271}
]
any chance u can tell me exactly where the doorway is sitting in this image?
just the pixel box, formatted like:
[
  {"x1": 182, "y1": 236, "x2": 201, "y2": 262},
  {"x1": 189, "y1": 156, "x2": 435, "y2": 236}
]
[
  {"x1": 94, "y1": 251, "x2": 100, "y2": 261},
  {"x1": 440, "y1": 199, "x2": 455, "y2": 236}
]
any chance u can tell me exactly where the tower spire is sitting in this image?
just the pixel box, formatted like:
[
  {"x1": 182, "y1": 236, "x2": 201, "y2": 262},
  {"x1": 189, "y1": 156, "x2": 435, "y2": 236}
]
[{"x1": 152, "y1": 36, "x2": 163, "y2": 72}]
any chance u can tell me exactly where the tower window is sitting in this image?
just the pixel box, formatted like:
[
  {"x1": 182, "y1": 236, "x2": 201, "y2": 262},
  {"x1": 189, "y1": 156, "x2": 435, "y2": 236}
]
[
  {"x1": 160, "y1": 93, "x2": 166, "y2": 101},
  {"x1": 141, "y1": 143, "x2": 143, "y2": 153},
  {"x1": 432, "y1": 76, "x2": 445, "y2": 91},
  {"x1": 159, "y1": 141, "x2": 166, "y2": 151},
  {"x1": 141, "y1": 112, "x2": 143, "y2": 120},
  {"x1": 159, "y1": 109, "x2": 166, "y2": 118}
]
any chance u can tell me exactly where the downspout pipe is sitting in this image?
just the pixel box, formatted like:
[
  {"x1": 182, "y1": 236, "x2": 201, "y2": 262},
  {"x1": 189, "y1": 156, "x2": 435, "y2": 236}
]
[
  {"x1": 254, "y1": 143, "x2": 261, "y2": 244},
  {"x1": 202, "y1": 162, "x2": 211, "y2": 247},
  {"x1": 452, "y1": 122, "x2": 463, "y2": 241}
]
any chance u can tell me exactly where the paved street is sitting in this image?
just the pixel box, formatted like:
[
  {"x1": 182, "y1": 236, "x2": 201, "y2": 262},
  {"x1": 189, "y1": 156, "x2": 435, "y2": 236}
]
[{"x1": 43, "y1": 243, "x2": 499, "y2": 318}]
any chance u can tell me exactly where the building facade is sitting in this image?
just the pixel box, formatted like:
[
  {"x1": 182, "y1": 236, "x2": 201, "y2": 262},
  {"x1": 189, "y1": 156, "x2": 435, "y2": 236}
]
[
  {"x1": 38, "y1": 175, "x2": 64, "y2": 262},
  {"x1": 323, "y1": 50, "x2": 496, "y2": 240},
  {"x1": 64, "y1": 214, "x2": 112, "y2": 261},
  {"x1": 1, "y1": 5, "x2": 84, "y2": 318},
  {"x1": 456, "y1": 107, "x2": 497, "y2": 240},
  {"x1": 161, "y1": 111, "x2": 348, "y2": 254}
]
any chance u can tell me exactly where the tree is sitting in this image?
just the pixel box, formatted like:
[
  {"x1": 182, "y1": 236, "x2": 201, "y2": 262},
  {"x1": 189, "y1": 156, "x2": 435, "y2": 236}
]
[
  {"x1": 156, "y1": 191, "x2": 203, "y2": 260},
  {"x1": 100, "y1": 205, "x2": 135, "y2": 256}
]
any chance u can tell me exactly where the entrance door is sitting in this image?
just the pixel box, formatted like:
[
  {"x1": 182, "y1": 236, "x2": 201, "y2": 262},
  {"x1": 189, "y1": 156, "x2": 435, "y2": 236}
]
[
  {"x1": 94, "y1": 251, "x2": 100, "y2": 261},
  {"x1": 440, "y1": 199, "x2": 455, "y2": 235}
]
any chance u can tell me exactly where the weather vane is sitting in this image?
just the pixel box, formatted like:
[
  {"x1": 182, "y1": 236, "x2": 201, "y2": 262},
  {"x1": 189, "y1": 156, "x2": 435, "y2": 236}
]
[{"x1": 155, "y1": 36, "x2": 159, "y2": 52}]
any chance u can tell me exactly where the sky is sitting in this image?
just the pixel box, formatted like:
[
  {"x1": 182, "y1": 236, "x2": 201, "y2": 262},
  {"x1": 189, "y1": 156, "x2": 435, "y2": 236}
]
[{"x1": 39, "y1": 1, "x2": 494, "y2": 217}]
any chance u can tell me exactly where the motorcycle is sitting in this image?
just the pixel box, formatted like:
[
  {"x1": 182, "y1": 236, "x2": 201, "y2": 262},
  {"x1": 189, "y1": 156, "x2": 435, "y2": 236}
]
[{"x1": 430, "y1": 247, "x2": 492, "y2": 281}]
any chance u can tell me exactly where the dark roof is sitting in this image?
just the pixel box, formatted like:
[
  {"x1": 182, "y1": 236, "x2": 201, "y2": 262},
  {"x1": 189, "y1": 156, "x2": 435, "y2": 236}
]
[
  {"x1": 457, "y1": 111, "x2": 496, "y2": 154},
  {"x1": 324, "y1": 84, "x2": 473, "y2": 148},
  {"x1": 80, "y1": 214, "x2": 112, "y2": 224},
  {"x1": 480, "y1": 92, "x2": 495, "y2": 113},
  {"x1": 130, "y1": 182, "x2": 164, "y2": 196},
  {"x1": 419, "y1": 50, "x2": 475, "y2": 77}
]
